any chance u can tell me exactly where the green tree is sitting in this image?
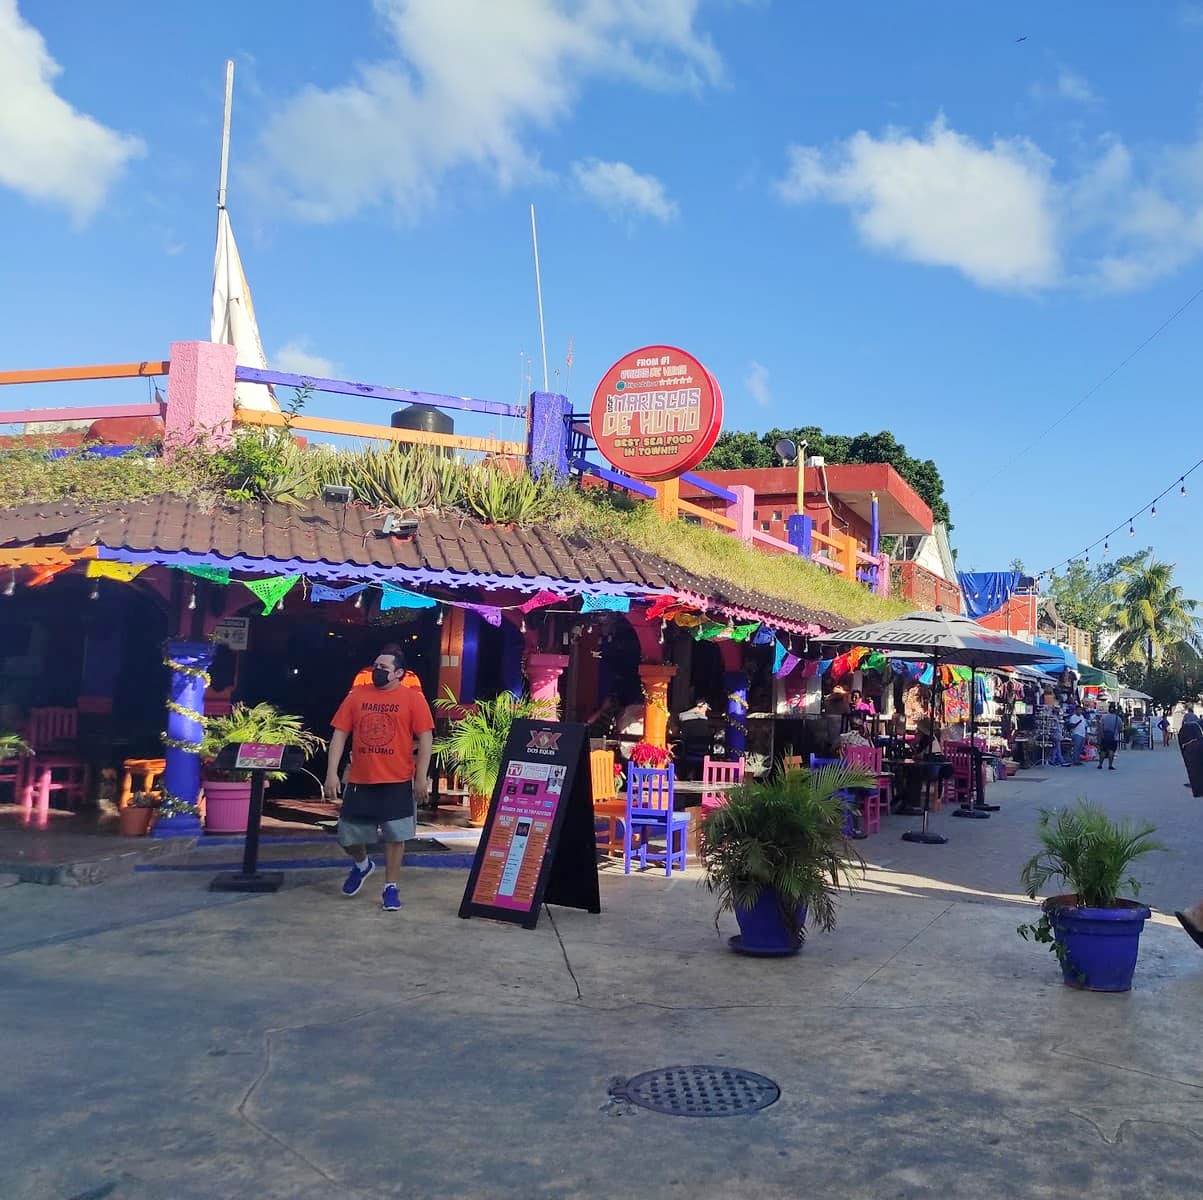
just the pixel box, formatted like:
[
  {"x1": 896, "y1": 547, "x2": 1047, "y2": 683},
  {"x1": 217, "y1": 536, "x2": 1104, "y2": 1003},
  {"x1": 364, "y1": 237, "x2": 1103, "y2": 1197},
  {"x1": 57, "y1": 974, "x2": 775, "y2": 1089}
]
[
  {"x1": 702, "y1": 425, "x2": 952, "y2": 529},
  {"x1": 1102, "y1": 551, "x2": 1201, "y2": 672},
  {"x1": 1136, "y1": 648, "x2": 1203, "y2": 711}
]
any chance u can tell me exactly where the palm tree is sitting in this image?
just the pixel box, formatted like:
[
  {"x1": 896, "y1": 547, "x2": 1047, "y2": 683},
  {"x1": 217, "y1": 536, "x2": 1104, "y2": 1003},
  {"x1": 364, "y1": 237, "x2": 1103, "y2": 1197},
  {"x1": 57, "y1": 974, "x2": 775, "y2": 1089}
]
[{"x1": 1103, "y1": 552, "x2": 1202, "y2": 671}]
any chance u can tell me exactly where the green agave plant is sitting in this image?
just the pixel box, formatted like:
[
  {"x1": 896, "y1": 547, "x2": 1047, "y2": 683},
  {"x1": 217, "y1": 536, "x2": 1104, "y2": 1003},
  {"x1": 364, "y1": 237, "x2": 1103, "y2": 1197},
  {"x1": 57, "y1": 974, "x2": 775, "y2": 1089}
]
[
  {"x1": 432, "y1": 689, "x2": 555, "y2": 799},
  {"x1": 202, "y1": 702, "x2": 326, "y2": 781},
  {"x1": 698, "y1": 763, "x2": 871, "y2": 945}
]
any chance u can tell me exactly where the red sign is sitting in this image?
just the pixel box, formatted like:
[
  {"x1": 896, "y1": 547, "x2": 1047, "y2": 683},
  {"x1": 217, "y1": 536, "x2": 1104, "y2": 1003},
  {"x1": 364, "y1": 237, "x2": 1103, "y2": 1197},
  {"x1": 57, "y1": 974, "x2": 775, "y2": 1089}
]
[{"x1": 590, "y1": 345, "x2": 723, "y2": 481}]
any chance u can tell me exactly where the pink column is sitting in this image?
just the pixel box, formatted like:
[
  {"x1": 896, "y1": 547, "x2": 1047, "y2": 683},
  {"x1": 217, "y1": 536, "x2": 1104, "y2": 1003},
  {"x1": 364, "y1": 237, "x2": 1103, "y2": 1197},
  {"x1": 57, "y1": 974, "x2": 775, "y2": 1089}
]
[
  {"x1": 164, "y1": 341, "x2": 237, "y2": 449},
  {"x1": 729, "y1": 483, "x2": 756, "y2": 543},
  {"x1": 525, "y1": 652, "x2": 570, "y2": 717}
]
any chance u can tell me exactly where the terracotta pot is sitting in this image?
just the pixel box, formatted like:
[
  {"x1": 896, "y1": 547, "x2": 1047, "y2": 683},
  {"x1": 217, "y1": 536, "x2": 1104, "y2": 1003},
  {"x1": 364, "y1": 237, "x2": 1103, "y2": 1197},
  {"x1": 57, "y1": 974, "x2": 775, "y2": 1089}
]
[
  {"x1": 118, "y1": 806, "x2": 154, "y2": 837},
  {"x1": 203, "y1": 779, "x2": 253, "y2": 834},
  {"x1": 468, "y1": 793, "x2": 490, "y2": 827}
]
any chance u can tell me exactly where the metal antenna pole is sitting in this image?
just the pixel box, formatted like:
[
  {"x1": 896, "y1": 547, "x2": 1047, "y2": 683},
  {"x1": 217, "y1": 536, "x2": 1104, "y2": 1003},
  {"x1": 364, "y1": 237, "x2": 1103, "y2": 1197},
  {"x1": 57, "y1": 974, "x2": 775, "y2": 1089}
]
[{"x1": 530, "y1": 204, "x2": 550, "y2": 392}]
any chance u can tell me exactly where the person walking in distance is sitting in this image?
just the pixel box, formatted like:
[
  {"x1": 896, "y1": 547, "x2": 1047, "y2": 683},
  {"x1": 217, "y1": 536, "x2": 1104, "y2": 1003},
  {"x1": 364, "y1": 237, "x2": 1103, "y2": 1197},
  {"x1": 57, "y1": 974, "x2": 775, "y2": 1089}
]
[
  {"x1": 324, "y1": 647, "x2": 434, "y2": 911},
  {"x1": 1096, "y1": 703, "x2": 1123, "y2": 771},
  {"x1": 1064, "y1": 704, "x2": 1087, "y2": 766}
]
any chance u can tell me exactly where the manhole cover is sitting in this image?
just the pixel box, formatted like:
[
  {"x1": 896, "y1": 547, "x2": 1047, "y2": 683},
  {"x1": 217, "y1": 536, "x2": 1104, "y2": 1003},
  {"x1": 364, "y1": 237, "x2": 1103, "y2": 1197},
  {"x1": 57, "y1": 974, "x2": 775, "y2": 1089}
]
[{"x1": 609, "y1": 1065, "x2": 780, "y2": 1118}]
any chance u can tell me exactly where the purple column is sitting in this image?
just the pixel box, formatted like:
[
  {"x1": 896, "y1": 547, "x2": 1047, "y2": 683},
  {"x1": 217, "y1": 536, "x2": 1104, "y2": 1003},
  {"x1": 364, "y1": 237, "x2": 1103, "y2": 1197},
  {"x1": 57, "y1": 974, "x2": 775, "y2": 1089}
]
[
  {"x1": 153, "y1": 640, "x2": 214, "y2": 839},
  {"x1": 786, "y1": 513, "x2": 813, "y2": 559},
  {"x1": 725, "y1": 670, "x2": 749, "y2": 756},
  {"x1": 526, "y1": 391, "x2": 572, "y2": 480},
  {"x1": 460, "y1": 611, "x2": 480, "y2": 705}
]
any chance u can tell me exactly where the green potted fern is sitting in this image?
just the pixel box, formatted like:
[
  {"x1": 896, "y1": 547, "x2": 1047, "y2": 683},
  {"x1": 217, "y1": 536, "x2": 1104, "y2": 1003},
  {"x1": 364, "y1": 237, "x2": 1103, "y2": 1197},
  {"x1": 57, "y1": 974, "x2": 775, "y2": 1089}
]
[
  {"x1": 433, "y1": 690, "x2": 554, "y2": 826},
  {"x1": 201, "y1": 703, "x2": 325, "y2": 834},
  {"x1": 1018, "y1": 802, "x2": 1162, "y2": 991},
  {"x1": 698, "y1": 762, "x2": 869, "y2": 956}
]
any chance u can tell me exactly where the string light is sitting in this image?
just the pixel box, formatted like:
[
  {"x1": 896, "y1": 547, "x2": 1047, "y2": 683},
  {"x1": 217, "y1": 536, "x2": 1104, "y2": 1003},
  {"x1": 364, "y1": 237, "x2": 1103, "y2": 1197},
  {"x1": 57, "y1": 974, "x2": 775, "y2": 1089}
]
[
  {"x1": 89, "y1": 581, "x2": 99, "y2": 600},
  {"x1": 1035, "y1": 451, "x2": 1203, "y2": 578},
  {"x1": 2, "y1": 571, "x2": 13, "y2": 597},
  {"x1": 187, "y1": 586, "x2": 197, "y2": 611}
]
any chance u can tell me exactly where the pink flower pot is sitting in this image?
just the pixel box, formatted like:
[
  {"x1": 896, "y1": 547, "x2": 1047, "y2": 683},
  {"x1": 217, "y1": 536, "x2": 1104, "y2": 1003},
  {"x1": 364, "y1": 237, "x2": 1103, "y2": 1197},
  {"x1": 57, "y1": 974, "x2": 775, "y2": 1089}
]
[{"x1": 202, "y1": 779, "x2": 253, "y2": 834}]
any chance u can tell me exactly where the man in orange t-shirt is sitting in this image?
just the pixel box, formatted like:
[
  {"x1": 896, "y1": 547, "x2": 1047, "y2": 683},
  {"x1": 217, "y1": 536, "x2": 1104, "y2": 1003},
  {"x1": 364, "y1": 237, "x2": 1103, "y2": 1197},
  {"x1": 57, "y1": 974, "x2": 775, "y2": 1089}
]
[{"x1": 324, "y1": 646, "x2": 434, "y2": 911}]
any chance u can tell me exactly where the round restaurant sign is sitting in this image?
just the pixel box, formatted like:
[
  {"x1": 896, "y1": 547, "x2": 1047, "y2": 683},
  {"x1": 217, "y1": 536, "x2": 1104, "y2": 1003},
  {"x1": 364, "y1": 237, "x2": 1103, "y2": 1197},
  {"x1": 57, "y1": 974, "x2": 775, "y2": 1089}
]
[{"x1": 589, "y1": 345, "x2": 723, "y2": 481}]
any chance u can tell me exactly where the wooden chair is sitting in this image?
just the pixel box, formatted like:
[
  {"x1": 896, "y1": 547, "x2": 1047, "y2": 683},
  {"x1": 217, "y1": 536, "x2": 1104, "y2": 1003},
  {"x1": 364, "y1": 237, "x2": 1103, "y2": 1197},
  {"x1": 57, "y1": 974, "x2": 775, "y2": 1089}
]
[
  {"x1": 839, "y1": 744, "x2": 889, "y2": 835},
  {"x1": 21, "y1": 707, "x2": 89, "y2": 828},
  {"x1": 119, "y1": 758, "x2": 167, "y2": 809},
  {"x1": 625, "y1": 765, "x2": 689, "y2": 876},
  {"x1": 590, "y1": 749, "x2": 627, "y2": 856},
  {"x1": 700, "y1": 755, "x2": 745, "y2": 814}
]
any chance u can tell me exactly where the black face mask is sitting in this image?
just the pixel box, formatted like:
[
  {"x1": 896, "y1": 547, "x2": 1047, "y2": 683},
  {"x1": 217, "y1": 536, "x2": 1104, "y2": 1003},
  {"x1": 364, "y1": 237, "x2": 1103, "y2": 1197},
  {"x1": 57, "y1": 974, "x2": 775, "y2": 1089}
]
[{"x1": 371, "y1": 667, "x2": 393, "y2": 688}]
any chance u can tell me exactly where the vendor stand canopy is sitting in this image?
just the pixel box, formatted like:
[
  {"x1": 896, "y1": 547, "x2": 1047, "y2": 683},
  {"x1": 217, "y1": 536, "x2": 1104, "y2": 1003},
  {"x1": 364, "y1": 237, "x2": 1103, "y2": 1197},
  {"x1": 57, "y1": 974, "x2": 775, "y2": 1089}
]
[
  {"x1": 1033, "y1": 637, "x2": 1079, "y2": 677},
  {"x1": 1079, "y1": 664, "x2": 1120, "y2": 693}
]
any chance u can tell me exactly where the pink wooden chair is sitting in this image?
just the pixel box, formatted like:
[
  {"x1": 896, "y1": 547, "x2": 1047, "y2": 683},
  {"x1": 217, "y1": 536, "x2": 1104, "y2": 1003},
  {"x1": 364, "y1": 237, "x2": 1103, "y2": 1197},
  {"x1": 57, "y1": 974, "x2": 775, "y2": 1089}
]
[
  {"x1": 701, "y1": 755, "x2": 745, "y2": 814},
  {"x1": 21, "y1": 707, "x2": 89, "y2": 828},
  {"x1": 839, "y1": 743, "x2": 890, "y2": 835}
]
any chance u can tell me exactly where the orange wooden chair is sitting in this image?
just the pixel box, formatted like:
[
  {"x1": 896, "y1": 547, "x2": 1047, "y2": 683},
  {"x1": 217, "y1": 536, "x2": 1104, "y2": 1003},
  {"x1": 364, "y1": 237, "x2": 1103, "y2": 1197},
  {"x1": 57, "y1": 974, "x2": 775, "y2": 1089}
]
[{"x1": 590, "y1": 749, "x2": 627, "y2": 856}]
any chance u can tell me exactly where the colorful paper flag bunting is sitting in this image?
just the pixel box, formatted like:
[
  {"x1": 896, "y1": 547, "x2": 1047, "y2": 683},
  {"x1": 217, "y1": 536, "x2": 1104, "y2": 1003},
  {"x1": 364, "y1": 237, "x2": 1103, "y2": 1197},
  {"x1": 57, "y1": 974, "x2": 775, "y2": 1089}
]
[
  {"x1": 310, "y1": 582, "x2": 369, "y2": 604},
  {"x1": 182, "y1": 565, "x2": 232, "y2": 585},
  {"x1": 455, "y1": 602, "x2": 503, "y2": 626},
  {"x1": 581, "y1": 593, "x2": 632, "y2": 613},
  {"x1": 729, "y1": 622, "x2": 760, "y2": 643},
  {"x1": 519, "y1": 589, "x2": 564, "y2": 614},
  {"x1": 86, "y1": 560, "x2": 148, "y2": 582},
  {"x1": 772, "y1": 640, "x2": 788, "y2": 673},
  {"x1": 775, "y1": 652, "x2": 800, "y2": 678},
  {"x1": 379, "y1": 583, "x2": 436, "y2": 611},
  {"x1": 242, "y1": 575, "x2": 300, "y2": 614}
]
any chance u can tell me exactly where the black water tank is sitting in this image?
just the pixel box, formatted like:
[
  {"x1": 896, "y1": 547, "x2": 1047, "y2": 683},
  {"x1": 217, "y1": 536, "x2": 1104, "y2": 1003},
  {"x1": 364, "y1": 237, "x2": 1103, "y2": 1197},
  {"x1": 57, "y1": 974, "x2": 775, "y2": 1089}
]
[{"x1": 391, "y1": 403, "x2": 454, "y2": 436}]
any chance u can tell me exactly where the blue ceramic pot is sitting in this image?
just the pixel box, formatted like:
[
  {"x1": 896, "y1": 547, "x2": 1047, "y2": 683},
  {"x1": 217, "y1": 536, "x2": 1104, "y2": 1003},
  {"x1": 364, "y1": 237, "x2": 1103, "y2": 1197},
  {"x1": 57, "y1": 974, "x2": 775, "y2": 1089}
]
[
  {"x1": 1048, "y1": 896, "x2": 1151, "y2": 992},
  {"x1": 734, "y1": 890, "x2": 806, "y2": 953}
]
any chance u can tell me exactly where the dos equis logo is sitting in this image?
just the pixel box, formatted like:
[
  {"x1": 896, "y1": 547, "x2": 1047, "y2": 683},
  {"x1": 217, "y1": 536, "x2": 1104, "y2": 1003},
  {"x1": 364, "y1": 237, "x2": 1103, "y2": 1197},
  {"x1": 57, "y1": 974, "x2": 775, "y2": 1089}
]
[{"x1": 526, "y1": 729, "x2": 562, "y2": 756}]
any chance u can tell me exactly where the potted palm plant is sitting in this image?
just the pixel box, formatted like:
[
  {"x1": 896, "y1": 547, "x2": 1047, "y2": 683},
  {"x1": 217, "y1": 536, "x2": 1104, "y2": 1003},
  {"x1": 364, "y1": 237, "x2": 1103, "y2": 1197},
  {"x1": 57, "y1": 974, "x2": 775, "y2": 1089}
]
[
  {"x1": 201, "y1": 703, "x2": 325, "y2": 834},
  {"x1": 433, "y1": 690, "x2": 554, "y2": 826},
  {"x1": 1018, "y1": 802, "x2": 1162, "y2": 992},
  {"x1": 698, "y1": 762, "x2": 869, "y2": 956}
]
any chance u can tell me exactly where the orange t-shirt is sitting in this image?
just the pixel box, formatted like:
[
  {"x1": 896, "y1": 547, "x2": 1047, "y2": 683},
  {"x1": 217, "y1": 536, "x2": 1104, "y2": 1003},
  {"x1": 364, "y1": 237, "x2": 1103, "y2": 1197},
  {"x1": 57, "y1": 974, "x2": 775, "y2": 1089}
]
[
  {"x1": 332, "y1": 684, "x2": 435, "y2": 784},
  {"x1": 352, "y1": 667, "x2": 423, "y2": 690}
]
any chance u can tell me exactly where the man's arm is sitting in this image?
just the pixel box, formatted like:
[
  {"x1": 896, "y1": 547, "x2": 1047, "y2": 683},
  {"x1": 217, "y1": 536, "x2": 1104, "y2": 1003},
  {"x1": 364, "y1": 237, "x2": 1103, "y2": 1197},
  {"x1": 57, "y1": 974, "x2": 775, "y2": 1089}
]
[
  {"x1": 413, "y1": 730, "x2": 433, "y2": 803},
  {"x1": 325, "y1": 729, "x2": 348, "y2": 799}
]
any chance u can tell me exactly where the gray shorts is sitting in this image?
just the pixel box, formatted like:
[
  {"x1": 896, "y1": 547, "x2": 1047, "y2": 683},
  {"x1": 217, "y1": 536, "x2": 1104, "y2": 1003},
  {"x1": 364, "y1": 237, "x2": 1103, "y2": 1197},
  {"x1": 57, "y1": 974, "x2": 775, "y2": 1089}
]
[{"x1": 336, "y1": 815, "x2": 415, "y2": 846}]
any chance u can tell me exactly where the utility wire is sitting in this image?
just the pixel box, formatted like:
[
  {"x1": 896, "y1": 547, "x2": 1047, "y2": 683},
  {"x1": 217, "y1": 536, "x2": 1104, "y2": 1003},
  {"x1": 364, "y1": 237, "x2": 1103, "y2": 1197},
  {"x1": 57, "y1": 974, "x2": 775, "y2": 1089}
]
[
  {"x1": 970, "y1": 284, "x2": 1203, "y2": 496},
  {"x1": 1035, "y1": 454, "x2": 1203, "y2": 579}
]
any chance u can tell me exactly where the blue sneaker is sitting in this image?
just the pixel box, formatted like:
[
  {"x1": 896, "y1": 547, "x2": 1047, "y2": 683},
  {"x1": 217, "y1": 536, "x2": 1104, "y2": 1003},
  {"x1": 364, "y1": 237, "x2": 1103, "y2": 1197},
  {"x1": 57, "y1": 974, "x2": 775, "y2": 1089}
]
[
  {"x1": 341, "y1": 858, "x2": 374, "y2": 896},
  {"x1": 381, "y1": 883, "x2": 402, "y2": 912}
]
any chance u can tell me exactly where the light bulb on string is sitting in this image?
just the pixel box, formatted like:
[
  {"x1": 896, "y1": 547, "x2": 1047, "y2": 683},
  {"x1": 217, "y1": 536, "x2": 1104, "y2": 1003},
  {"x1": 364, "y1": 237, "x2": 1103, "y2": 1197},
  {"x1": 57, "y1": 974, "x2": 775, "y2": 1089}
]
[
  {"x1": 2, "y1": 571, "x2": 13, "y2": 597},
  {"x1": 1103, "y1": 540, "x2": 1109, "y2": 555},
  {"x1": 1129, "y1": 521, "x2": 1135, "y2": 536},
  {"x1": 188, "y1": 586, "x2": 197, "y2": 611},
  {"x1": 436, "y1": 609, "x2": 444, "y2": 626},
  {"x1": 89, "y1": 581, "x2": 99, "y2": 600},
  {"x1": 1151, "y1": 504, "x2": 1158, "y2": 518},
  {"x1": 1182, "y1": 479, "x2": 1188, "y2": 496},
  {"x1": 354, "y1": 592, "x2": 364, "y2": 609}
]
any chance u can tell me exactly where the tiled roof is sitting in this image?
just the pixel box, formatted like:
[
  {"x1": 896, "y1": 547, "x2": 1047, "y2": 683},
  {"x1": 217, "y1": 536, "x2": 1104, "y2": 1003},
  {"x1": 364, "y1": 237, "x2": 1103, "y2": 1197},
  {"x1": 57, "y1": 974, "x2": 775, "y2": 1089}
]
[{"x1": 0, "y1": 496, "x2": 848, "y2": 631}]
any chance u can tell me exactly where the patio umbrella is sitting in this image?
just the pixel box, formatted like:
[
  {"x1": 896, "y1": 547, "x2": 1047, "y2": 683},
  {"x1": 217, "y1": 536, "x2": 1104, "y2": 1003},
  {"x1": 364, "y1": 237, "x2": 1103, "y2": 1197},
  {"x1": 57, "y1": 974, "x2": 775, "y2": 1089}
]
[{"x1": 812, "y1": 609, "x2": 1060, "y2": 842}]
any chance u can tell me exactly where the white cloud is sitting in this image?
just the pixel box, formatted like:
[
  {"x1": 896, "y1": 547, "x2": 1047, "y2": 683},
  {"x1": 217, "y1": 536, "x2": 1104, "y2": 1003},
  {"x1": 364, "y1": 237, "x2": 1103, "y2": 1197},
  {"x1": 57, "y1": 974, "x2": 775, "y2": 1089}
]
[
  {"x1": 572, "y1": 159, "x2": 678, "y2": 222},
  {"x1": 778, "y1": 116, "x2": 1060, "y2": 290},
  {"x1": 778, "y1": 114, "x2": 1203, "y2": 293},
  {"x1": 0, "y1": 0, "x2": 144, "y2": 224},
  {"x1": 254, "y1": 0, "x2": 720, "y2": 223},
  {"x1": 1056, "y1": 69, "x2": 1099, "y2": 106},
  {"x1": 275, "y1": 340, "x2": 338, "y2": 378},
  {"x1": 745, "y1": 360, "x2": 771, "y2": 407}
]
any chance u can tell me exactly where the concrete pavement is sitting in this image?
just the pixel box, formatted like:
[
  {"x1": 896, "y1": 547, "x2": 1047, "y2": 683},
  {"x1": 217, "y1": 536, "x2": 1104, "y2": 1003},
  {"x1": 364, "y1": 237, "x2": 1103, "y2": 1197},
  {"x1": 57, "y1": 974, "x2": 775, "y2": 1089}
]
[{"x1": 2, "y1": 746, "x2": 1202, "y2": 1199}]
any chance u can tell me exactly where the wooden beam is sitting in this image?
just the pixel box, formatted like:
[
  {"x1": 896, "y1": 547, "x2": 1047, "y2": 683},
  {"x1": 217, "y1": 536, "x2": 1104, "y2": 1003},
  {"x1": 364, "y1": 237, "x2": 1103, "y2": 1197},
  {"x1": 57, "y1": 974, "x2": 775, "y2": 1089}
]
[
  {"x1": 234, "y1": 366, "x2": 526, "y2": 419},
  {"x1": 234, "y1": 408, "x2": 526, "y2": 457},
  {"x1": 0, "y1": 402, "x2": 165, "y2": 425},
  {"x1": 0, "y1": 361, "x2": 169, "y2": 386},
  {"x1": 676, "y1": 497, "x2": 736, "y2": 530}
]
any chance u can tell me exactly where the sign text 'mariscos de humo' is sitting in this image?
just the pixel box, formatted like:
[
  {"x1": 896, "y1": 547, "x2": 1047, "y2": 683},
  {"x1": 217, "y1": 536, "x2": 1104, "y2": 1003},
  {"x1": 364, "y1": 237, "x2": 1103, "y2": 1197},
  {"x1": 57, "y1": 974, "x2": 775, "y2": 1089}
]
[{"x1": 589, "y1": 345, "x2": 723, "y2": 481}]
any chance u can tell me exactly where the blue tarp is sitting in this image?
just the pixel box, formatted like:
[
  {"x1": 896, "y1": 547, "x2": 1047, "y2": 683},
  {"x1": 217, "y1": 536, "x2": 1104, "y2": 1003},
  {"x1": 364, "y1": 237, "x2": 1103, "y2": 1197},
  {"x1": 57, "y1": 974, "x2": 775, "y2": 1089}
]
[
  {"x1": 1034, "y1": 637, "x2": 1079, "y2": 675},
  {"x1": 957, "y1": 571, "x2": 1029, "y2": 620}
]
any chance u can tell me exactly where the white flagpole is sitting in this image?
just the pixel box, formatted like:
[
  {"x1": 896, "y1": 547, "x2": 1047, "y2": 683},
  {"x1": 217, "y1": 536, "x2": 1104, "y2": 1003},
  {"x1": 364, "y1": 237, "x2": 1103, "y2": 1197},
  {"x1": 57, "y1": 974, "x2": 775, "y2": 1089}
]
[
  {"x1": 530, "y1": 203, "x2": 550, "y2": 392},
  {"x1": 217, "y1": 60, "x2": 234, "y2": 211}
]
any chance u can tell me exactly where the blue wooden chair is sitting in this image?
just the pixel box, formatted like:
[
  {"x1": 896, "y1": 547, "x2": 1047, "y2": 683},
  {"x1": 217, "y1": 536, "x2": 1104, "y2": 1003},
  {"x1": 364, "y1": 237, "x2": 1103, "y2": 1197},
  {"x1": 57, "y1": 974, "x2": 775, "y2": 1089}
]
[
  {"x1": 624, "y1": 765, "x2": 689, "y2": 876},
  {"x1": 809, "y1": 754, "x2": 861, "y2": 839}
]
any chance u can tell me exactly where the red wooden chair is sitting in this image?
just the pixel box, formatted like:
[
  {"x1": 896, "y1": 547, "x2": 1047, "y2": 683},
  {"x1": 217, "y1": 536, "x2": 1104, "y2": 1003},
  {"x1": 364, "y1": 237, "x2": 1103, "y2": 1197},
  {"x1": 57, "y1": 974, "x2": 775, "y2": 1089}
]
[{"x1": 21, "y1": 707, "x2": 89, "y2": 827}]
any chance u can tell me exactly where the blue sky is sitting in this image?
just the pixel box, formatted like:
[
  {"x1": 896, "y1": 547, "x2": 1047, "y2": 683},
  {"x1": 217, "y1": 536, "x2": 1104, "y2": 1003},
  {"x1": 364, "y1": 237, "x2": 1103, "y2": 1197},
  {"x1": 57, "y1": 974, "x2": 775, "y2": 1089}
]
[{"x1": 4, "y1": 1, "x2": 1203, "y2": 593}]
